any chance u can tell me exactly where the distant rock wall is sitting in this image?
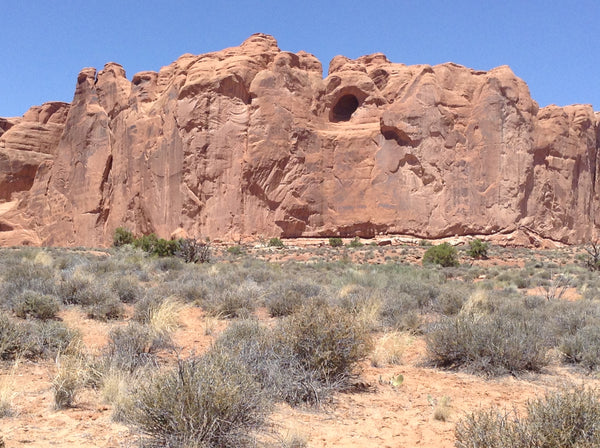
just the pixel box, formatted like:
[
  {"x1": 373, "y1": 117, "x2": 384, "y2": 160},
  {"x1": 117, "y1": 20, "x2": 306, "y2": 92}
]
[{"x1": 0, "y1": 34, "x2": 598, "y2": 246}]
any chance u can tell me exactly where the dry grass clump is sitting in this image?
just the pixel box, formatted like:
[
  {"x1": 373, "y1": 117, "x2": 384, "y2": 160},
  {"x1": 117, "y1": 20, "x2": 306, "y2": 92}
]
[
  {"x1": 455, "y1": 386, "x2": 600, "y2": 447},
  {"x1": 370, "y1": 331, "x2": 409, "y2": 367},
  {"x1": 431, "y1": 396, "x2": 452, "y2": 422},
  {"x1": 52, "y1": 352, "x2": 90, "y2": 409},
  {"x1": 148, "y1": 297, "x2": 184, "y2": 335},
  {"x1": 337, "y1": 284, "x2": 382, "y2": 331},
  {"x1": 100, "y1": 368, "x2": 137, "y2": 422},
  {"x1": 134, "y1": 294, "x2": 183, "y2": 335},
  {"x1": 0, "y1": 359, "x2": 19, "y2": 417}
]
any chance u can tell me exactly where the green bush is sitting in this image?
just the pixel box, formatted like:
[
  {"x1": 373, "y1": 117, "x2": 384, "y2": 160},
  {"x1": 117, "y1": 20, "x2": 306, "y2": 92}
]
[
  {"x1": 268, "y1": 237, "x2": 284, "y2": 248},
  {"x1": 227, "y1": 245, "x2": 244, "y2": 256},
  {"x1": 467, "y1": 238, "x2": 489, "y2": 259},
  {"x1": 329, "y1": 237, "x2": 343, "y2": 248},
  {"x1": 113, "y1": 227, "x2": 134, "y2": 247},
  {"x1": 455, "y1": 386, "x2": 600, "y2": 448},
  {"x1": 349, "y1": 237, "x2": 364, "y2": 248},
  {"x1": 422, "y1": 243, "x2": 459, "y2": 267},
  {"x1": 128, "y1": 349, "x2": 268, "y2": 448}
]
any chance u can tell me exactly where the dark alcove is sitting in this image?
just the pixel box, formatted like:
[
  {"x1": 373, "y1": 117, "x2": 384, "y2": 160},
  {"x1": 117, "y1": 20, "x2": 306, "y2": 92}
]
[{"x1": 330, "y1": 94, "x2": 359, "y2": 122}]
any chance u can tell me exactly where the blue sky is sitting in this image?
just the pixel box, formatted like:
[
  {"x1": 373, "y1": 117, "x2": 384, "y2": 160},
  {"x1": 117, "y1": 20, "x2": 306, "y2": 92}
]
[{"x1": 1, "y1": 1, "x2": 598, "y2": 117}]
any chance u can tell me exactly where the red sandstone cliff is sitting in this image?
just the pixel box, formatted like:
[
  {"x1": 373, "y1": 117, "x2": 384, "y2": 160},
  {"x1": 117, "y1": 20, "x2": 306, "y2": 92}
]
[{"x1": 0, "y1": 34, "x2": 598, "y2": 246}]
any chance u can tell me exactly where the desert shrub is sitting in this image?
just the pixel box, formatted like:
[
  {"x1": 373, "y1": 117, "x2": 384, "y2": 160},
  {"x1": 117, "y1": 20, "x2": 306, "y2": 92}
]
[
  {"x1": 349, "y1": 236, "x2": 364, "y2": 248},
  {"x1": 214, "y1": 302, "x2": 372, "y2": 406},
  {"x1": 175, "y1": 238, "x2": 211, "y2": 263},
  {"x1": 426, "y1": 312, "x2": 549, "y2": 375},
  {"x1": 0, "y1": 315, "x2": 25, "y2": 360},
  {"x1": 86, "y1": 295, "x2": 124, "y2": 321},
  {"x1": 215, "y1": 320, "x2": 326, "y2": 406},
  {"x1": 377, "y1": 270, "x2": 445, "y2": 332},
  {"x1": 0, "y1": 318, "x2": 79, "y2": 361},
  {"x1": 265, "y1": 280, "x2": 321, "y2": 317},
  {"x1": 113, "y1": 227, "x2": 134, "y2": 247},
  {"x1": 130, "y1": 233, "x2": 180, "y2": 258},
  {"x1": 26, "y1": 320, "x2": 80, "y2": 359},
  {"x1": 422, "y1": 243, "x2": 459, "y2": 267},
  {"x1": 110, "y1": 275, "x2": 142, "y2": 303},
  {"x1": 329, "y1": 237, "x2": 343, "y2": 248},
  {"x1": 467, "y1": 238, "x2": 489, "y2": 259},
  {"x1": 560, "y1": 324, "x2": 600, "y2": 370},
  {"x1": 104, "y1": 322, "x2": 170, "y2": 372},
  {"x1": 153, "y1": 256, "x2": 184, "y2": 272},
  {"x1": 169, "y1": 275, "x2": 208, "y2": 304},
  {"x1": 583, "y1": 242, "x2": 600, "y2": 271},
  {"x1": 433, "y1": 283, "x2": 469, "y2": 316},
  {"x1": 455, "y1": 386, "x2": 600, "y2": 448},
  {"x1": 128, "y1": 348, "x2": 268, "y2": 448},
  {"x1": 378, "y1": 292, "x2": 424, "y2": 333},
  {"x1": 59, "y1": 269, "x2": 123, "y2": 319},
  {"x1": 13, "y1": 290, "x2": 60, "y2": 320},
  {"x1": 227, "y1": 245, "x2": 244, "y2": 256},
  {"x1": 133, "y1": 291, "x2": 167, "y2": 324},
  {"x1": 278, "y1": 301, "x2": 372, "y2": 384},
  {"x1": 268, "y1": 237, "x2": 284, "y2": 248},
  {"x1": 202, "y1": 280, "x2": 262, "y2": 318},
  {"x1": 0, "y1": 262, "x2": 56, "y2": 299},
  {"x1": 57, "y1": 269, "x2": 94, "y2": 305}
]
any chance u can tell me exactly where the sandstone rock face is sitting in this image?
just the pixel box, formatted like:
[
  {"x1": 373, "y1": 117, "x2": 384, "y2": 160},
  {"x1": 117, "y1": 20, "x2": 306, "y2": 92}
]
[
  {"x1": 0, "y1": 102, "x2": 69, "y2": 201},
  {"x1": 0, "y1": 34, "x2": 598, "y2": 246}
]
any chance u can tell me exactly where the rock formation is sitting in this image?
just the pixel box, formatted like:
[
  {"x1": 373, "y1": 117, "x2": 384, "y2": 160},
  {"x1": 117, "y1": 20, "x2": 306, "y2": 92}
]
[{"x1": 0, "y1": 33, "x2": 598, "y2": 246}]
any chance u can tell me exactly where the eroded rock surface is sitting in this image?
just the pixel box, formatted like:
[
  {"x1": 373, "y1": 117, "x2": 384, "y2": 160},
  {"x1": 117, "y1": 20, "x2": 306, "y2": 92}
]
[{"x1": 0, "y1": 34, "x2": 598, "y2": 246}]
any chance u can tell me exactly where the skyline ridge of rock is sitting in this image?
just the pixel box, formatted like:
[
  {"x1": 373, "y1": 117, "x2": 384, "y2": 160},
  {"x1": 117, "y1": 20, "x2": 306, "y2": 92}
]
[{"x1": 0, "y1": 33, "x2": 598, "y2": 247}]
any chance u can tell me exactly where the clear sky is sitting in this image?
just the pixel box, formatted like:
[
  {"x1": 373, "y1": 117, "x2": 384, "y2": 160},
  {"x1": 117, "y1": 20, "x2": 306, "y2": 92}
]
[{"x1": 1, "y1": 0, "x2": 598, "y2": 117}]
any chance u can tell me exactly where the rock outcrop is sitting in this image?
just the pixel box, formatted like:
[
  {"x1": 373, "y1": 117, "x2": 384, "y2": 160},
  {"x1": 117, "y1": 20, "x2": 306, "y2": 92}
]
[{"x1": 0, "y1": 34, "x2": 598, "y2": 246}]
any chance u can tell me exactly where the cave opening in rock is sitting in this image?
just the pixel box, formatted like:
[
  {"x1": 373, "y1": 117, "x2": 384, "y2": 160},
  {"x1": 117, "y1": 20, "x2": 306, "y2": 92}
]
[{"x1": 331, "y1": 94, "x2": 359, "y2": 122}]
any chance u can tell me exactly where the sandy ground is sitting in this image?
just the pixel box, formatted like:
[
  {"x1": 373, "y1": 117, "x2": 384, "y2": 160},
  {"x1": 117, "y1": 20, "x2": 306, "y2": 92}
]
[{"x1": 1, "y1": 301, "x2": 597, "y2": 448}]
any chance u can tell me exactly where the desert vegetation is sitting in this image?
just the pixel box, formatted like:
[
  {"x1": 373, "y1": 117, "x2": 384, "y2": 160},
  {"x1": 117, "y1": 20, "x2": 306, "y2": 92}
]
[{"x1": 1, "y1": 240, "x2": 600, "y2": 447}]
